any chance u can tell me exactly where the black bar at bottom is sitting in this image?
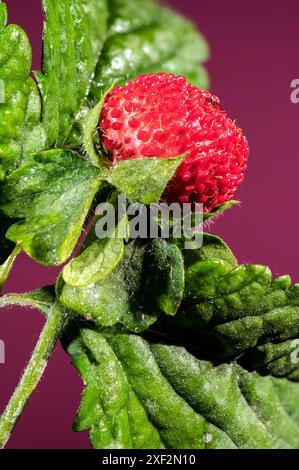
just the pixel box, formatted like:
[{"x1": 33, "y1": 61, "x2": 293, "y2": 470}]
[{"x1": 0, "y1": 449, "x2": 298, "y2": 466}]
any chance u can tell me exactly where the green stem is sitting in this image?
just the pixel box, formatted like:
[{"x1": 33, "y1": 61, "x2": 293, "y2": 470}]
[
  {"x1": 0, "y1": 303, "x2": 68, "y2": 448},
  {"x1": 0, "y1": 245, "x2": 21, "y2": 293}
]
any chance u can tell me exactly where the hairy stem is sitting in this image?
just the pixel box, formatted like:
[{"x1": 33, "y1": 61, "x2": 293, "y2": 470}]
[
  {"x1": 0, "y1": 303, "x2": 68, "y2": 448},
  {"x1": 0, "y1": 245, "x2": 21, "y2": 293}
]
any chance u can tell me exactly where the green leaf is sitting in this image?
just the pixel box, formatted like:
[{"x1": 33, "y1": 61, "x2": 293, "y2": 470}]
[
  {"x1": 0, "y1": 1, "x2": 46, "y2": 278},
  {"x1": 33, "y1": 0, "x2": 208, "y2": 149},
  {"x1": 183, "y1": 233, "x2": 237, "y2": 268},
  {"x1": 58, "y1": 239, "x2": 184, "y2": 331},
  {"x1": 241, "y1": 339, "x2": 299, "y2": 380},
  {"x1": 90, "y1": 6, "x2": 209, "y2": 98},
  {"x1": 0, "y1": 2, "x2": 7, "y2": 26},
  {"x1": 238, "y1": 370, "x2": 299, "y2": 448},
  {"x1": 108, "y1": 0, "x2": 160, "y2": 36},
  {"x1": 151, "y1": 239, "x2": 185, "y2": 316},
  {"x1": 63, "y1": 323, "x2": 299, "y2": 449},
  {"x1": 0, "y1": 1, "x2": 45, "y2": 176},
  {"x1": 35, "y1": 0, "x2": 108, "y2": 147},
  {"x1": 1, "y1": 0, "x2": 209, "y2": 171},
  {"x1": 0, "y1": 287, "x2": 55, "y2": 316},
  {"x1": 110, "y1": 155, "x2": 185, "y2": 205},
  {"x1": 177, "y1": 235, "x2": 299, "y2": 379},
  {"x1": 273, "y1": 378, "x2": 299, "y2": 426},
  {"x1": 0, "y1": 150, "x2": 102, "y2": 266},
  {"x1": 183, "y1": 233, "x2": 238, "y2": 303},
  {"x1": 62, "y1": 208, "x2": 127, "y2": 288}
]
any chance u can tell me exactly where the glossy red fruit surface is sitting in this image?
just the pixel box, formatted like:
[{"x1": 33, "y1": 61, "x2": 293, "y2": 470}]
[{"x1": 99, "y1": 73, "x2": 249, "y2": 212}]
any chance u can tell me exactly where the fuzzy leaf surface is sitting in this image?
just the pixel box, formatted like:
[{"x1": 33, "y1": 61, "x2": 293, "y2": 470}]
[
  {"x1": 63, "y1": 323, "x2": 299, "y2": 449},
  {"x1": 0, "y1": 1, "x2": 45, "y2": 177},
  {"x1": 36, "y1": 0, "x2": 108, "y2": 147},
  {"x1": 58, "y1": 239, "x2": 184, "y2": 331},
  {"x1": 0, "y1": 150, "x2": 101, "y2": 265},
  {"x1": 110, "y1": 156, "x2": 185, "y2": 205},
  {"x1": 177, "y1": 235, "x2": 299, "y2": 380},
  {"x1": 90, "y1": 5, "x2": 209, "y2": 98}
]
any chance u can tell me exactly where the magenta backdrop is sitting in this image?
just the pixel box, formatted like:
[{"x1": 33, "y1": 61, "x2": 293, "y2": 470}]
[{"x1": 1, "y1": 0, "x2": 299, "y2": 449}]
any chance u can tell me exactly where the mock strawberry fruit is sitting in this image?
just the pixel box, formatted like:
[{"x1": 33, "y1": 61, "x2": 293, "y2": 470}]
[{"x1": 99, "y1": 73, "x2": 249, "y2": 212}]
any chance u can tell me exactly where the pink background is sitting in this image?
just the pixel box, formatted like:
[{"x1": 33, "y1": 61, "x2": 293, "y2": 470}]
[{"x1": 1, "y1": 0, "x2": 299, "y2": 448}]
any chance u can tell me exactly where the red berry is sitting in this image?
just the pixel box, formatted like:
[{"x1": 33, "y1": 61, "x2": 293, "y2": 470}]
[{"x1": 99, "y1": 73, "x2": 249, "y2": 212}]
